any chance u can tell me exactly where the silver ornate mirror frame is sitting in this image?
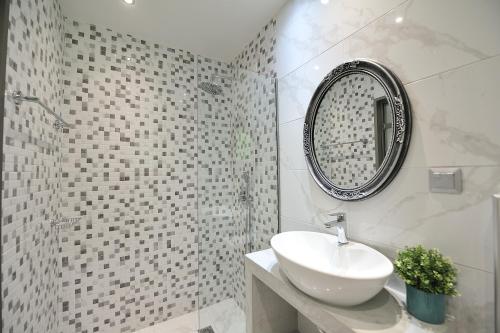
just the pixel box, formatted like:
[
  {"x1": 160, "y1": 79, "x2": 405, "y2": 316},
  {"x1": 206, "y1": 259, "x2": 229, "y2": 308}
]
[{"x1": 304, "y1": 59, "x2": 412, "y2": 201}]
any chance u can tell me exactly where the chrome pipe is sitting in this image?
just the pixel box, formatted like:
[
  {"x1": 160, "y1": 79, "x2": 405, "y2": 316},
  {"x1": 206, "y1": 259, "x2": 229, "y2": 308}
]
[{"x1": 9, "y1": 90, "x2": 72, "y2": 128}]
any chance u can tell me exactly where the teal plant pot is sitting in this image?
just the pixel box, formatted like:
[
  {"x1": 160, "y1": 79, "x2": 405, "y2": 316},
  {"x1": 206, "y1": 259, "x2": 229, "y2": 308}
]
[{"x1": 406, "y1": 284, "x2": 446, "y2": 324}]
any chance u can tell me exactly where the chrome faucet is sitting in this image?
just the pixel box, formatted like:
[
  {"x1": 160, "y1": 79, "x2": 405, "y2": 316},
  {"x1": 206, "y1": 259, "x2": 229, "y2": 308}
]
[{"x1": 324, "y1": 213, "x2": 348, "y2": 245}]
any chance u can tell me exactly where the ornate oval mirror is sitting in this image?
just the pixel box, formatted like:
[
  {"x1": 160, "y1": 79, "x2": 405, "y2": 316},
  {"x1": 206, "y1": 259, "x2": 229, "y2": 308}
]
[{"x1": 304, "y1": 60, "x2": 411, "y2": 201}]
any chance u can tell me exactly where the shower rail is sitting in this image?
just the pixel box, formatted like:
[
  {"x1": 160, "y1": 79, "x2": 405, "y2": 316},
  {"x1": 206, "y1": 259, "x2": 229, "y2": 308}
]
[
  {"x1": 9, "y1": 90, "x2": 72, "y2": 129},
  {"x1": 320, "y1": 138, "x2": 369, "y2": 149}
]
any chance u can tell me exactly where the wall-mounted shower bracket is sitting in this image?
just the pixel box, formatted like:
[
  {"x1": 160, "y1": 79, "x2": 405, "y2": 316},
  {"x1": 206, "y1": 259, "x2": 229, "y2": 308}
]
[{"x1": 8, "y1": 90, "x2": 72, "y2": 129}]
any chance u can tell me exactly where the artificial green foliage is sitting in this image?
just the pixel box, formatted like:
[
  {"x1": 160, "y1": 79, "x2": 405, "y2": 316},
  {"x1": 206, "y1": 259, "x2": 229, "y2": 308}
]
[{"x1": 394, "y1": 245, "x2": 458, "y2": 296}]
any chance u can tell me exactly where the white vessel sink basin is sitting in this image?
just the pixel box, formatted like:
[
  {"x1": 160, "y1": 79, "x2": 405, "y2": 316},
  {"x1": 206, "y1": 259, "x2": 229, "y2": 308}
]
[{"x1": 270, "y1": 231, "x2": 393, "y2": 306}]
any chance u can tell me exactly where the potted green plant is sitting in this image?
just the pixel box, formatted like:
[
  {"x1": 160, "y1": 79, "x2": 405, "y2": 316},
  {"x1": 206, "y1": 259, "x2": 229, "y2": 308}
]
[{"x1": 394, "y1": 245, "x2": 458, "y2": 324}]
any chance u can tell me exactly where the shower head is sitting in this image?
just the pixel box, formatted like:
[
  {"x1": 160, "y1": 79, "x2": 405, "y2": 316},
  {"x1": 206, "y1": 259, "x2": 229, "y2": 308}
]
[
  {"x1": 198, "y1": 81, "x2": 223, "y2": 96},
  {"x1": 198, "y1": 73, "x2": 234, "y2": 96}
]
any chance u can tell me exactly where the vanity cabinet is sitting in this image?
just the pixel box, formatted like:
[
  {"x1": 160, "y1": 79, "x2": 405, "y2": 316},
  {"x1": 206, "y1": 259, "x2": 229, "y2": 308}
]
[{"x1": 245, "y1": 249, "x2": 451, "y2": 333}]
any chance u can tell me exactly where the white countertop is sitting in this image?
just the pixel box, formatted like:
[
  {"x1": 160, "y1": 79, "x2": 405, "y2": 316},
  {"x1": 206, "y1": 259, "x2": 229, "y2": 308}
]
[{"x1": 245, "y1": 249, "x2": 453, "y2": 333}]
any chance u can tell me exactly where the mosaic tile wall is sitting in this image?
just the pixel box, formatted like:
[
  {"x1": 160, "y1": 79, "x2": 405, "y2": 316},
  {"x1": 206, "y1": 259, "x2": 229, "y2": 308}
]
[
  {"x1": 60, "y1": 20, "x2": 199, "y2": 333},
  {"x1": 314, "y1": 74, "x2": 386, "y2": 188},
  {"x1": 196, "y1": 57, "x2": 234, "y2": 308},
  {"x1": 197, "y1": 44, "x2": 279, "y2": 313},
  {"x1": 2, "y1": 3, "x2": 280, "y2": 332},
  {"x1": 59, "y1": 16, "x2": 279, "y2": 332},
  {"x1": 229, "y1": 19, "x2": 279, "y2": 309},
  {"x1": 233, "y1": 19, "x2": 277, "y2": 79},
  {"x1": 1, "y1": 1, "x2": 64, "y2": 333}
]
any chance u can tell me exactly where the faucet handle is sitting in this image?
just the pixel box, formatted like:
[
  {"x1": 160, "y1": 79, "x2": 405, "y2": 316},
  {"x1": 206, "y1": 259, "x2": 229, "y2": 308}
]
[
  {"x1": 328, "y1": 213, "x2": 345, "y2": 223},
  {"x1": 324, "y1": 213, "x2": 346, "y2": 228}
]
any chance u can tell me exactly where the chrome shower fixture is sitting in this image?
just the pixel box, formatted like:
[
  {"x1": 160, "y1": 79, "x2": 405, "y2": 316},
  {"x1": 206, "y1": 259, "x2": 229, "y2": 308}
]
[
  {"x1": 198, "y1": 73, "x2": 233, "y2": 96},
  {"x1": 198, "y1": 81, "x2": 223, "y2": 96}
]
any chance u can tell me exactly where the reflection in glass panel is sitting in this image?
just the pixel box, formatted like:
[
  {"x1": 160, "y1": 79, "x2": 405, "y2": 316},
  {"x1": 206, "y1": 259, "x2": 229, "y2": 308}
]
[{"x1": 197, "y1": 64, "x2": 278, "y2": 333}]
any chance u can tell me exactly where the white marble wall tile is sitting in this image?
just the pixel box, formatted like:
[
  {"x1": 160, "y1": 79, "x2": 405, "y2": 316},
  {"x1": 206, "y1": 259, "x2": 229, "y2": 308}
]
[
  {"x1": 278, "y1": 118, "x2": 307, "y2": 170},
  {"x1": 404, "y1": 55, "x2": 500, "y2": 168},
  {"x1": 446, "y1": 264, "x2": 494, "y2": 333},
  {"x1": 280, "y1": 216, "x2": 323, "y2": 233},
  {"x1": 280, "y1": 104, "x2": 500, "y2": 271},
  {"x1": 345, "y1": 166, "x2": 498, "y2": 273},
  {"x1": 274, "y1": 0, "x2": 407, "y2": 78},
  {"x1": 287, "y1": 0, "x2": 500, "y2": 81},
  {"x1": 280, "y1": 155, "x2": 498, "y2": 272},
  {"x1": 280, "y1": 167, "x2": 347, "y2": 227},
  {"x1": 280, "y1": 55, "x2": 500, "y2": 166},
  {"x1": 274, "y1": 0, "x2": 499, "y2": 331},
  {"x1": 277, "y1": 61, "x2": 337, "y2": 124},
  {"x1": 277, "y1": 0, "x2": 500, "y2": 123},
  {"x1": 280, "y1": 117, "x2": 499, "y2": 273},
  {"x1": 278, "y1": 57, "x2": 500, "y2": 272},
  {"x1": 341, "y1": 0, "x2": 500, "y2": 84}
]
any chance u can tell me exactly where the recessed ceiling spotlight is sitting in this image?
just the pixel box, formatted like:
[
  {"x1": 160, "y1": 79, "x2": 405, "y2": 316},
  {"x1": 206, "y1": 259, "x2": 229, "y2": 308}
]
[
  {"x1": 320, "y1": 0, "x2": 329, "y2": 4},
  {"x1": 123, "y1": 0, "x2": 135, "y2": 5},
  {"x1": 395, "y1": 16, "x2": 404, "y2": 24}
]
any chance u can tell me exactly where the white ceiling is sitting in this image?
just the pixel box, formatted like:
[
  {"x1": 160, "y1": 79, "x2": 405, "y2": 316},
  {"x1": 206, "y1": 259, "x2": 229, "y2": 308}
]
[{"x1": 61, "y1": 0, "x2": 288, "y2": 62}]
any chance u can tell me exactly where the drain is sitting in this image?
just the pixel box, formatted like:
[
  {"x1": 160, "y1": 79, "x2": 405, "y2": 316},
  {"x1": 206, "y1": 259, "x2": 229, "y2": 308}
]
[{"x1": 198, "y1": 326, "x2": 215, "y2": 333}]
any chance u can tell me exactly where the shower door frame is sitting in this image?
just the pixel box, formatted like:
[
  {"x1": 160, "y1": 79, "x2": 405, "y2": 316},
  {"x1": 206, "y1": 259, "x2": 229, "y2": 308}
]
[
  {"x1": 275, "y1": 79, "x2": 281, "y2": 234},
  {"x1": 0, "y1": 0, "x2": 10, "y2": 295}
]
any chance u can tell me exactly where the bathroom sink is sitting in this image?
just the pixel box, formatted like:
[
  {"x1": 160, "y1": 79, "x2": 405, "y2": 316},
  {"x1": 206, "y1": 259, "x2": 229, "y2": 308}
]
[{"x1": 270, "y1": 231, "x2": 393, "y2": 306}]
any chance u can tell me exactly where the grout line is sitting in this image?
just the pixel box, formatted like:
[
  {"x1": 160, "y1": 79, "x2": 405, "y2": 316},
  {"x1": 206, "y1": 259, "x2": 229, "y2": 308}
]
[
  {"x1": 404, "y1": 53, "x2": 500, "y2": 86},
  {"x1": 453, "y1": 261, "x2": 494, "y2": 274},
  {"x1": 282, "y1": 168, "x2": 308, "y2": 171},
  {"x1": 279, "y1": 116, "x2": 305, "y2": 126}
]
